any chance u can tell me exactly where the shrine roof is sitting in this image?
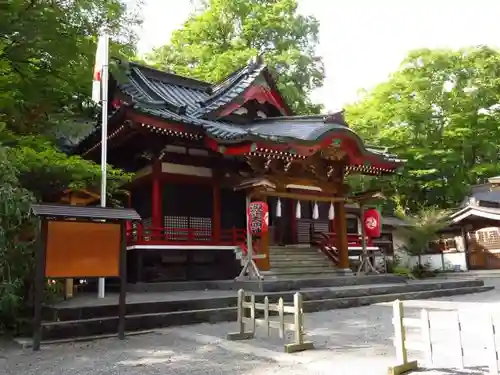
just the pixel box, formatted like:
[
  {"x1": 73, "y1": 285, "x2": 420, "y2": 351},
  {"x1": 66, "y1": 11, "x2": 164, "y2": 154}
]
[
  {"x1": 108, "y1": 61, "x2": 394, "y2": 158},
  {"x1": 130, "y1": 108, "x2": 402, "y2": 163},
  {"x1": 116, "y1": 55, "x2": 283, "y2": 118},
  {"x1": 74, "y1": 58, "x2": 404, "y2": 174}
]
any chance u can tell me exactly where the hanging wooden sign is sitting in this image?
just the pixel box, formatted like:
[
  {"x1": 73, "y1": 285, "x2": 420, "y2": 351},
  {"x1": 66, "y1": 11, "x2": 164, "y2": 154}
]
[
  {"x1": 363, "y1": 208, "x2": 381, "y2": 238},
  {"x1": 248, "y1": 201, "x2": 269, "y2": 235}
]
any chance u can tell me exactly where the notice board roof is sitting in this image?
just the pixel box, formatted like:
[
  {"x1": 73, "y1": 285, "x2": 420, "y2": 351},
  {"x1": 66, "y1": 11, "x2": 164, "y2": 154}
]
[{"x1": 30, "y1": 204, "x2": 141, "y2": 221}]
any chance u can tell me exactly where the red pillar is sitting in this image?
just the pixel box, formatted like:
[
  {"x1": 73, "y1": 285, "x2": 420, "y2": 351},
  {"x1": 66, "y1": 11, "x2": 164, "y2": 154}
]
[
  {"x1": 290, "y1": 199, "x2": 297, "y2": 244},
  {"x1": 212, "y1": 185, "x2": 221, "y2": 242},
  {"x1": 151, "y1": 160, "x2": 162, "y2": 229},
  {"x1": 334, "y1": 202, "x2": 349, "y2": 270}
]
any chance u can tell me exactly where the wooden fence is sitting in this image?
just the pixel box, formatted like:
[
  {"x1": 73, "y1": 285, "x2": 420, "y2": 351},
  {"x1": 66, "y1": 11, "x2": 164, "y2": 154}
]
[
  {"x1": 226, "y1": 289, "x2": 314, "y2": 353},
  {"x1": 388, "y1": 299, "x2": 500, "y2": 375}
]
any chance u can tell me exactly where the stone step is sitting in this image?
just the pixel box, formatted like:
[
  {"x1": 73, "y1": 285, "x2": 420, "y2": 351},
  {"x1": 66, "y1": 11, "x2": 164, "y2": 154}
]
[
  {"x1": 270, "y1": 260, "x2": 333, "y2": 268},
  {"x1": 265, "y1": 271, "x2": 345, "y2": 279},
  {"x1": 37, "y1": 279, "x2": 491, "y2": 341},
  {"x1": 269, "y1": 251, "x2": 325, "y2": 258},
  {"x1": 131, "y1": 274, "x2": 407, "y2": 293},
  {"x1": 269, "y1": 249, "x2": 324, "y2": 254},
  {"x1": 301, "y1": 285, "x2": 494, "y2": 313},
  {"x1": 269, "y1": 247, "x2": 319, "y2": 252},
  {"x1": 269, "y1": 264, "x2": 335, "y2": 271},
  {"x1": 260, "y1": 272, "x2": 348, "y2": 280},
  {"x1": 268, "y1": 253, "x2": 324, "y2": 259},
  {"x1": 269, "y1": 254, "x2": 328, "y2": 262},
  {"x1": 269, "y1": 253, "x2": 329, "y2": 259},
  {"x1": 128, "y1": 271, "x2": 407, "y2": 296},
  {"x1": 33, "y1": 285, "x2": 492, "y2": 345}
]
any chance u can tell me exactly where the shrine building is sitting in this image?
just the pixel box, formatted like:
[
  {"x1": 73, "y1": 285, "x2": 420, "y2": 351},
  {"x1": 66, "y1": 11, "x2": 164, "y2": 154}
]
[{"x1": 73, "y1": 56, "x2": 404, "y2": 282}]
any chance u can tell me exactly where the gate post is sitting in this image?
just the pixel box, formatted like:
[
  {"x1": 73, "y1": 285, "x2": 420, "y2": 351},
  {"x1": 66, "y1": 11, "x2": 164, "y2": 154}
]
[
  {"x1": 226, "y1": 289, "x2": 254, "y2": 340},
  {"x1": 284, "y1": 292, "x2": 314, "y2": 353},
  {"x1": 388, "y1": 299, "x2": 418, "y2": 375}
]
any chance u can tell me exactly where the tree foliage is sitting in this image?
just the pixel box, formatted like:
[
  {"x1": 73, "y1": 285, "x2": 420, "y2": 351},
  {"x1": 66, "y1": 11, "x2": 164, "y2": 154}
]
[
  {"x1": 346, "y1": 46, "x2": 500, "y2": 212},
  {"x1": 0, "y1": 0, "x2": 139, "y2": 332},
  {"x1": 147, "y1": 0, "x2": 325, "y2": 114},
  {"x1": 395, "y1": 207, "x2": 450, "y2": 267},
  {"x1": 1, "y1": 0, "x2": 141, "y2": 135}
]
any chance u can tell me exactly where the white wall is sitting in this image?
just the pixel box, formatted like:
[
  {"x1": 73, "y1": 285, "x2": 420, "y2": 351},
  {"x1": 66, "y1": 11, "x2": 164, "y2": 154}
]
[
  {"x1": 391, "y1": 230, "x2": 469, "y2": 272},
  {"x1": 370, "y1": 252, "x2": 468, "y2": 272},
  {"x1": 406, "y1": 252, "x2": 468, "y2": 271},
  {"x1": 392, "y1": 232, "x2": 407, "y2": 253}
]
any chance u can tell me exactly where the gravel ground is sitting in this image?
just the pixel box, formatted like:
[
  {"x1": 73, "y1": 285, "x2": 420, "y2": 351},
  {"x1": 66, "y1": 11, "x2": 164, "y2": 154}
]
[{"x1": 3, "y1": 278, "x2": 500, "y2": 375}]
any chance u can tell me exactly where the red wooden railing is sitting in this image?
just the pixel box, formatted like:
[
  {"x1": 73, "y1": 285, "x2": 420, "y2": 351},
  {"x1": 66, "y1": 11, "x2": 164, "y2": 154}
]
[
  {"x1": 311, "y1": 231, "x2": 373, "y2": 266},
  {"x1": 127, "y1": 223, "x2": 247, "y2": 246},
  {"x1": 312, "y1": 232, "x2": 339, "y2": 264}
]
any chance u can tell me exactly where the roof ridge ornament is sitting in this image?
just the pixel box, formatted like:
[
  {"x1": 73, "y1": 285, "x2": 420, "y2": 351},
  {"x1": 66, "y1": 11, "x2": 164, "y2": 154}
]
[
  {"x1": 248, "y1": 53, "x2": 265, "y2": 69},
  {"x1": 324, "y1": 110, "x2": 349, "y2": 127}
]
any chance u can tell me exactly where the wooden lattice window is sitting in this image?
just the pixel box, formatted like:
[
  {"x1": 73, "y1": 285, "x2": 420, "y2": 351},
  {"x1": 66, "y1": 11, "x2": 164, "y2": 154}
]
[
  {"x1": 475, "y1": 228, "x2": 500, "y2": 249},
  {"x1": 164, "y1": 216, "x2": 188, "y2": 241},
  {"x1": 428, "y1": 236, "x2": 458, "y2": 254},
  {"x1": 190, "y1": 217, "x2": 212, "y2": 241}
]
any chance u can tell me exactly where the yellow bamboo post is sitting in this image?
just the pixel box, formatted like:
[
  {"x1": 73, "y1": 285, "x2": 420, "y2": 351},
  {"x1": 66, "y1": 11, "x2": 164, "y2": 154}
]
[
  {"x1": 387, "y1": 299, "x2": 418, "y2": 375},
  {"x1": 264, "y1": 296, "x2": 270, "y2": 336},
  {"x1": 278, "y1": 297, "x2": 284, "y2": 339},
  {"x1": 226, "y1": 289, "x2": 254, "y2": 340},
  {"x1": 284, "y1": 292, "x2": 314, "y2": 353},
  {"x1": 420, "y1": 309, "x2": 433, "y2": 366}
]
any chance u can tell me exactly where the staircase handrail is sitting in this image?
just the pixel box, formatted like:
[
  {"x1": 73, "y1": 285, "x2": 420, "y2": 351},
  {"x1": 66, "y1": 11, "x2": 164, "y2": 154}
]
[{"x1": 311, "y1": 231, "x2": 339, "y2": 265}]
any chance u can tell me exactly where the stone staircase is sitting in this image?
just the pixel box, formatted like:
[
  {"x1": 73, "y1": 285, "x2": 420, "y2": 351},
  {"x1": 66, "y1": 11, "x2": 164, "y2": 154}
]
[
  {"x1": 33, "y1": 277, "x2": 493, "y2": 342},
  {"x1": 264, "y1": 244, "x2": 341, "y2": 279}
]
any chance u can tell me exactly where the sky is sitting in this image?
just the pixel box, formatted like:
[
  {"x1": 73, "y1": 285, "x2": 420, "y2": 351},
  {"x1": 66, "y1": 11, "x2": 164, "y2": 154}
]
[{"x1": 136, "y1": 0, "x2": 500, "y2": 111}]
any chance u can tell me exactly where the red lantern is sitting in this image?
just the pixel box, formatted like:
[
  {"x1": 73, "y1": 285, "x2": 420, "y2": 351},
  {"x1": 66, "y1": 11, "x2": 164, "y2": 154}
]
[
  {"x1": 247, "y1": 201, "x2": 269, "y2": 235},
  {"x1": 363, "y1": 208, "x2": 381, "y2": 238}
]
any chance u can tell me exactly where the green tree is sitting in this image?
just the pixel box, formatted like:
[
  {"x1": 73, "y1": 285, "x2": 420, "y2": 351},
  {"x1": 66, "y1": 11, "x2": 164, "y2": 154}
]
[
  {"x1": 1, "y1": 0, "x2": 141, "y2": 136},
  {"x1": 147, "y1": 0, "x2": 325, "y2": 114},
  {"x1": 0, "y1": 0, "x2": 139, "y2": 332},
  {"x1": 346, "y1": 46, "x2": 500, "y2": 211},
  {"x1": 0, "y1": 139, "x2": 33, "y2": 331},
  {"x1": 395, "y1": 207, "x2": 450, "y2": 269}
]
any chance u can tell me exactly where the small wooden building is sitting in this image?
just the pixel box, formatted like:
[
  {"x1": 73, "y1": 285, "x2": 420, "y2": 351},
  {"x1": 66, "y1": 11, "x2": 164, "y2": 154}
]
[
  {"x1": 450, "y1": 205, "x2": 500, "y2": 270},
  {"x1": 432, "y1": 177, "x2": 500, "y2": 271}
]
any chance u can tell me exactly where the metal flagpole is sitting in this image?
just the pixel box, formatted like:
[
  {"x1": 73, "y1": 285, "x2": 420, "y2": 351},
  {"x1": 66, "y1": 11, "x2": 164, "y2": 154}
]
[{"x1": 98, "y1": 31, "x2": 110, "y2": 299}]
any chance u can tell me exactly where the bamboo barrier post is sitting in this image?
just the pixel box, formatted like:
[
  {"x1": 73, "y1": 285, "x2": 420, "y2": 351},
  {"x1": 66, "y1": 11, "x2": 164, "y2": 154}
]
[
  {"x1": 250, "y1": 294, "x2": 256, "y2": 333},
  {"x1": 284, "y1": 292, "x2": 314, "y2": 353},
  {"x1": 454, "y1": 311, "x2": 465, "y2": 370},
  {"x1": 227, "y1": 290, "x2": 313, "y2": 353},
  {"x1": 226, "y1": 289, "x2": 254, "y2": 340},
  {"x1": 264, "y1": 296, "x2": 270, "y2": 336},
  {"x1": 278, "y1": 297, "x2": 285, "y2": 339},
  {"x1": 487, "y1": 314, "x2": 499, "y2": 375},
  {"x1": 420, "y1": 309, "x2": 433, "y2": 366},
  {"x1": 387, "y1": 300, "x2": 418, "y2": 375}
]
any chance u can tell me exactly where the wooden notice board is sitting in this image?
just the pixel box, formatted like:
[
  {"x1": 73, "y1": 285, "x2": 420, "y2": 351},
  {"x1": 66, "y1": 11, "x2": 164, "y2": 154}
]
[{"x1": 46, "y1": 221, "x2": 121, "y2": 278}]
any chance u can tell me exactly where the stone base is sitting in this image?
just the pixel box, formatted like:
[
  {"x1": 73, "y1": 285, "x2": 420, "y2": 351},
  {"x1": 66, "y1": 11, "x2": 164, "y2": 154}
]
[
  {"x1": 226, "y1": 331, "x2": 255, "y2": 340},
  {"x1": 284, "y1": 340, "x2": 315, "y2": 353},
  {"x1": 332, "y1": 268, "x2": 353, "y2": 275},
  {"x1": 387, "y1": 360, "x2": 418, "y2": 375}
]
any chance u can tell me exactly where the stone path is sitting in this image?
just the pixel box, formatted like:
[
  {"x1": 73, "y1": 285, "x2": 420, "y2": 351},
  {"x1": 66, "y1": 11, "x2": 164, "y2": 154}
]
[{"x1": 3, "y1": 278, "x2": 500, "y2": 375}]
